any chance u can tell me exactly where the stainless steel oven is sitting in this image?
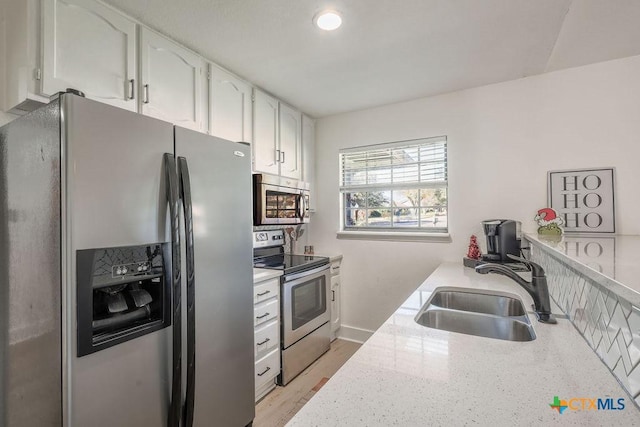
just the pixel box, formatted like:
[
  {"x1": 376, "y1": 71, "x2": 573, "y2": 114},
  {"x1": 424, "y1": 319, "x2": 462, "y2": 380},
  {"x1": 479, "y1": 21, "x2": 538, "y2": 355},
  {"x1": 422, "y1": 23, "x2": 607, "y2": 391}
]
[
  {"x1": 280, "y1": 264, "x2": 331, "y2": 384},
  {"x1": 253, "y1": 230, "x2": 331, "y2": 386},
  {"x1": 282, "y1": 265, "x2": 330, "y2": 348},
  {"x1": 253, "y1": 173, "x2": 310, "y2": 225}
]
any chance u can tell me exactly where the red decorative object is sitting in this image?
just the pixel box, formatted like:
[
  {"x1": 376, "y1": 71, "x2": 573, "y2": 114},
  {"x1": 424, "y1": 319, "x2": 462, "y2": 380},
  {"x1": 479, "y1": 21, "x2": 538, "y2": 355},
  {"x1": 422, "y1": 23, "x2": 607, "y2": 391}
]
[{"x1": 467, "y1": 235, "x2": 482, "y2": 260}]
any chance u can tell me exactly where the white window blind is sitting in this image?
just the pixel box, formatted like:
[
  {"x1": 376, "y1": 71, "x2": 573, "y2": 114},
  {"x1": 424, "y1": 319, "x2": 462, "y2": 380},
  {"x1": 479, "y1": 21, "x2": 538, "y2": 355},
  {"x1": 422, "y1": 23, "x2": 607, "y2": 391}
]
[{"x1": 339, "y1": 136, "x2": 448, "y2": 232}]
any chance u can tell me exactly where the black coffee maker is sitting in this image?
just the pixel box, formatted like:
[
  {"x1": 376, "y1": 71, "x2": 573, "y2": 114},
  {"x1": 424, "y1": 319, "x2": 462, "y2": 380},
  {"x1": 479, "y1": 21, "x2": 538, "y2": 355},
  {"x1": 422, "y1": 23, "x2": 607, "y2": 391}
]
[{"x1": 482, "y1": 219, "x2": 521, "y2": 262}]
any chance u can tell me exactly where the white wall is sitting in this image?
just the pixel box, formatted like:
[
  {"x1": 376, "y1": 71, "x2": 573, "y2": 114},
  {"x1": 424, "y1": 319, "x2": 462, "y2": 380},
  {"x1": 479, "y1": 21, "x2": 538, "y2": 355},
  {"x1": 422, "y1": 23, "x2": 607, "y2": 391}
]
[{"x1": 311, "y1": 55, "x2": 640, "y2": 339}]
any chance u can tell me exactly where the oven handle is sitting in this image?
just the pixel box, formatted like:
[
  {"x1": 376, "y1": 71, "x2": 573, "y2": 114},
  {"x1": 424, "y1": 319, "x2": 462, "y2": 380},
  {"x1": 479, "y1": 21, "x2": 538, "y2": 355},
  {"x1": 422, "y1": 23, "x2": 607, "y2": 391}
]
[
  {"x1": 163, "y1": 153, "x2": 182, "y2": 427},
  {"x1": 283, "y1": 264, "x2": 330, "y2": 283}
]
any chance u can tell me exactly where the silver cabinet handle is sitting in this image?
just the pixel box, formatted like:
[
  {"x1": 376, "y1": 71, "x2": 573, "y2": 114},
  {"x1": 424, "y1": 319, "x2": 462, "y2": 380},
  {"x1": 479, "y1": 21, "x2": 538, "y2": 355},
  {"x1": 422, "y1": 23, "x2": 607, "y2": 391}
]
[
  {"x1": 280, "y1": 151, "x2": 285, "y2": 163},
  {"x1": 257, "y1": 290, "x2": 271, "y2": 297},
  {"x1": 256, "y1": 312, "x2": 270, "y2": 319},
  {"x1": 331, "y1": 290, "x2": 335, "y2": 302},
  {"x1": 257, "y1": 366, "x2": 271, "y2": 377},
  {"x1": 128, "y1": 79, "x2": 135, "y2": 100},
  {"x1": 257, "y1": 338, "x2": 270, "y2": 346},
  {"x1": 143, "y1": 84, "x2": 150, "y2": 104},
  {"x1": 275, "y1": 149, "x2": 281, "y2": 163}
]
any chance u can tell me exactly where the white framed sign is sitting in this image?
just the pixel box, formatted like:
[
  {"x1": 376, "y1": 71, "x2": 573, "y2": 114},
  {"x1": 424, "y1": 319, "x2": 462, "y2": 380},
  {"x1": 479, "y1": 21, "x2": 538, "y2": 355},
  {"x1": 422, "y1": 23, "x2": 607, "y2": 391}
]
[{"x1": 547, "y1": 168, "x2": 615, "y2": 233}]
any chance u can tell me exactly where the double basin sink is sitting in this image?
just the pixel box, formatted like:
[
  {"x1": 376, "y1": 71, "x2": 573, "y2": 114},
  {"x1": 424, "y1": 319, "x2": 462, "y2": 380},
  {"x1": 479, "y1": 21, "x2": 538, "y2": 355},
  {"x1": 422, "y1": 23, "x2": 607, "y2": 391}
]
[{"x1": 415, "y1": 287, "x2": 536, "y2": 341}]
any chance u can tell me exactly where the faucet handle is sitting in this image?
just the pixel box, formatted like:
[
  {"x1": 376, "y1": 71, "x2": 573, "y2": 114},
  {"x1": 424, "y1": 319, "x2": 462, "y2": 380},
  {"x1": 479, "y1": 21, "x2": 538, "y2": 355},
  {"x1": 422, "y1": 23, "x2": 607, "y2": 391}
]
[{"x1": 506, "y1": 254, "x2": 545, "y2": 277}]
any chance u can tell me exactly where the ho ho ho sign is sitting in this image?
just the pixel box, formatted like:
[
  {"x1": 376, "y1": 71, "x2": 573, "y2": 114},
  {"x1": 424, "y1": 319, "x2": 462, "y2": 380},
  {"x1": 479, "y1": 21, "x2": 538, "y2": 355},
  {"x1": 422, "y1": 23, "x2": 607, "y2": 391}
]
[{"x1": 548, "y1": 168, "x2": 615, "y2": 233}]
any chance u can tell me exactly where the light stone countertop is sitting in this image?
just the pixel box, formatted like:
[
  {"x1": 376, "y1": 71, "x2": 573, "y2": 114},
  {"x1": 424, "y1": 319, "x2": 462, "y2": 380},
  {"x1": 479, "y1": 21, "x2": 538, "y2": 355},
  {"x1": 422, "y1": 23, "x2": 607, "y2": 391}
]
[
  {"x1": 287, "y1": 262, "x2": 640, "y2": 426},
  {"x1": 253, "y1": 268, "x2": 283, "y2": 283},
  {"x1": 328, "y1": 254, "x2": 343, "y2": 263}
]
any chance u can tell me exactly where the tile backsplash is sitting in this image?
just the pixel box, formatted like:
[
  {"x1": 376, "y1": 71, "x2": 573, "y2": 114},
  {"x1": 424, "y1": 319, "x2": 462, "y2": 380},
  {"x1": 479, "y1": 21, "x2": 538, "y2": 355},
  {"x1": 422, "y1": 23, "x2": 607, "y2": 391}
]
[{"x1": 531, "y1": 245, "x2": 640, "y2": 406}]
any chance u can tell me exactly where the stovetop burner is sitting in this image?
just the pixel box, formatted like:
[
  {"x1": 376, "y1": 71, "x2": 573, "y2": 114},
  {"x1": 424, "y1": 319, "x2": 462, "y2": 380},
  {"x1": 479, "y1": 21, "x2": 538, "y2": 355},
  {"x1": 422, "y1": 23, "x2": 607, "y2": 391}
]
[{"x1": 253, "y1": 253, "x2": 329, "y2": 275}]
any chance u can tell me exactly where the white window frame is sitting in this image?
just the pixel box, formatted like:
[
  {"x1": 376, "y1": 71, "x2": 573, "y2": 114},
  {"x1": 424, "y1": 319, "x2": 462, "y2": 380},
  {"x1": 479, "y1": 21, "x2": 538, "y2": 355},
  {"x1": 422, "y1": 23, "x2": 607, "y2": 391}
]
[{"x1": 338, "y1": 136, "x2": 450, "y2": 241}]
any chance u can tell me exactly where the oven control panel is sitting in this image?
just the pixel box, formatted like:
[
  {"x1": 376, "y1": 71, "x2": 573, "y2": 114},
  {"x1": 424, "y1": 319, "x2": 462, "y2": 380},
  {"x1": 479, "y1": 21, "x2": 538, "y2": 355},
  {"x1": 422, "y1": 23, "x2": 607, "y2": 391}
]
[{"x1": 253, "y1": 230, "x2": 285, "y2": 248}]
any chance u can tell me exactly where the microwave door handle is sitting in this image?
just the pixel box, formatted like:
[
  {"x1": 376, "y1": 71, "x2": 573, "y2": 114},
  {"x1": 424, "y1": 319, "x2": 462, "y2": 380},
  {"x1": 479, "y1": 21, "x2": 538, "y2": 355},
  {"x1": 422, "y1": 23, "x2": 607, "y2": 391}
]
[
  {"x1": 178, "y1": 156, "x2": 196, "y2": 427},
  {"x1": 297, "y1": 193, "x2": 305, "y2": 221},
  {"x1": 164, "y1": 153, "x2": 182, "y2": 427}
]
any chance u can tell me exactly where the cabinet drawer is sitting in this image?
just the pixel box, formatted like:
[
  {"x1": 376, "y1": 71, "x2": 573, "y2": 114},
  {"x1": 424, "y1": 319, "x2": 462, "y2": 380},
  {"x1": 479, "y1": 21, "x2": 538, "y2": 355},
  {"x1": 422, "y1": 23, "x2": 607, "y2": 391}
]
[
  {"x1": 255, "y1": 349, "x2": 280, "y2": 390},
  {"x1": 254, "y1": 298, "x2": 278, "y2": 327},
  {"x1": 254, "y1": 278, "x2": 279, "y2": 304},
  {"x1": 254, "y1": 319, "x2": 279, "y2": 360}
]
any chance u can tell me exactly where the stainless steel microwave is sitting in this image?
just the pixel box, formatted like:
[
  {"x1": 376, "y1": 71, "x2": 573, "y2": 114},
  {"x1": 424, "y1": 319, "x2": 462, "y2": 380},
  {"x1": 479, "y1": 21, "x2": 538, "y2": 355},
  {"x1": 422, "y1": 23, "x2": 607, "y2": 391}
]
[{"x1": 253, "y1": 174, "x2": 310, "y2": 225}]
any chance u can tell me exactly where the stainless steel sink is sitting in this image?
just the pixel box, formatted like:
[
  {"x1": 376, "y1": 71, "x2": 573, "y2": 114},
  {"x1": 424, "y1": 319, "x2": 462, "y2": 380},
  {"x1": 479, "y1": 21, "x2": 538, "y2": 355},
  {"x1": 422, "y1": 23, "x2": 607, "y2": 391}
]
[
  {"x1": 415, "y1": 288, "x2": 536, "y2": 342},
  {"x1": 428, "y1": 289, "x2": 526, "y2": 317}
]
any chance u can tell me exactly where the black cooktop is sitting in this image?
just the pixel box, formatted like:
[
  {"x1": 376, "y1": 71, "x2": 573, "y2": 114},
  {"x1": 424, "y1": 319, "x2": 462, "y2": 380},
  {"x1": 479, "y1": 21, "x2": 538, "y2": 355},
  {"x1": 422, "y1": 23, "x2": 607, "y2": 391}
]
[{"x1": 253, "y1": 253, "x2": 329, "y2": 275}]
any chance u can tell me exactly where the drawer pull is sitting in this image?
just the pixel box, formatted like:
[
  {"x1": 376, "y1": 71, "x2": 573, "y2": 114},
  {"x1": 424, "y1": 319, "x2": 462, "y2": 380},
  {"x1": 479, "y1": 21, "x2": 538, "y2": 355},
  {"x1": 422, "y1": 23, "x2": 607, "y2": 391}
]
[
  {"x1": 257, "y1": 338, "x2": 270, "y2": 346},
  {"x1": 257, "y1": 290, "x2": 271, "y2": 297},
  {"x1": 256, "y1": 312, "x2": 270, "y2": 319},
  {"x1": 257, "y1": 366, "x2": 271, "y2": 377}
]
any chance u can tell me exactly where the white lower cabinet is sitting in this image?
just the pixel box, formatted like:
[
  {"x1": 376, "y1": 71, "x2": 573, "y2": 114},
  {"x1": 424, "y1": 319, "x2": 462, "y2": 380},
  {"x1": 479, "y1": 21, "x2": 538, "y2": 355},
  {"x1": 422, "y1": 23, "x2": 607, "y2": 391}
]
[
  {"x1": 255, "y1": 349, "x2": 280, "y2": 396},
  {"x1": 253, "y1": 275, "x2": 280, "y2": 401},
  {"x1": 254, "y1": 320, "x2": 279, "y2": 360},
  {"x1": 254, "y1": 298, "x2": 278, "y2": 327}
]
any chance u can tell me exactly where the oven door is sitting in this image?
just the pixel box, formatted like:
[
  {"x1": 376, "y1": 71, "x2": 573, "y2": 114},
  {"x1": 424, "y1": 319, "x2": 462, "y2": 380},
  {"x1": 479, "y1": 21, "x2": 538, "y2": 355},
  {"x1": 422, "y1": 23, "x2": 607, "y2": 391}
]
[{"x1": 282, "y1": 265, "x2": 331, "y2": 348}]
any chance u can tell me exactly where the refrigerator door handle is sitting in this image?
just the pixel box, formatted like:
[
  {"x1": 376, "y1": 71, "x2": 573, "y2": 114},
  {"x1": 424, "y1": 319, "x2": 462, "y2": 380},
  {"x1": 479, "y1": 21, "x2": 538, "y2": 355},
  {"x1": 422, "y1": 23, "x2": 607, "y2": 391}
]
[
  {"x1": 164, "y1": 153, "x2": 183, "y2": 427},
  {"x1": 178, "y1": 156, "x2": 196, "y2": 427}
]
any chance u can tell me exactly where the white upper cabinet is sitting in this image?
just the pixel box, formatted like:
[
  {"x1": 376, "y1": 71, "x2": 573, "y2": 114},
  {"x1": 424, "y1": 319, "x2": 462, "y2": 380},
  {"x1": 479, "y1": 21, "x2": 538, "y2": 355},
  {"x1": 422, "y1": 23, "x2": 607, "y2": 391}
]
[
  {"x1": 139, "y1": 27, "x2": 204, "y2": 131},
  {"x1": 2, "y1": 0, "x2": 49, "y2": 114},
  {"x1": 209, "y1": 65, "x2": 252, "y2": 142},
  {"x1": 302, "y1": 115, "x2": 316, "y2": 210},
  {"x1": 252, "y1": 89, "x2": 280, "y2": 176},
  {"x1": 278, "y1": 103, "x2": 302, "y2": 180},
  {"x1": 253, "y1": 88, "x2": 303, "y2": 179},
  {"x1": 42, "y1": 0, "x2": 137, "y2": 111}
]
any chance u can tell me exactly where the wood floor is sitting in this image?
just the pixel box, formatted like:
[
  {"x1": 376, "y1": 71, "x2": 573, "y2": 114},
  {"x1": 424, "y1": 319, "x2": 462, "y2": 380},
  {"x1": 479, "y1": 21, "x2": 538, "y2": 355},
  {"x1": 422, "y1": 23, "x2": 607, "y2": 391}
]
[{"x1": 254, "y1": 339, "x2": 361, "y2": 427}]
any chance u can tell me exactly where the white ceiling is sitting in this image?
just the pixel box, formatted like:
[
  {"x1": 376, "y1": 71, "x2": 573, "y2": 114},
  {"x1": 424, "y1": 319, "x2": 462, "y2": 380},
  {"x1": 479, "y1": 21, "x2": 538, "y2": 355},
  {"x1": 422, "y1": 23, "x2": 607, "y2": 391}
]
[{"x1": 103, "y1": 0, "x2": 640, "y2": 118}]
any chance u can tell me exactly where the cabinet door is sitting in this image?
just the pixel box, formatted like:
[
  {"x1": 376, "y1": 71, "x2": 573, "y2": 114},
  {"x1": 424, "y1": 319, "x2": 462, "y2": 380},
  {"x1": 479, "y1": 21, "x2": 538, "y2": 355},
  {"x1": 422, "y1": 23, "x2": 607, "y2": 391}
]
[
  {"x1": 330, "y1": 274, "x2": 341, "y2": 335},
  {"x1": 140, "y1": 27, "x2": 203, "y2": 131},
  {"x1": 42, "y1": 0, "x2": 137, "y2": 111},
  {"x1": 209, "y1": 65, "x2": 252, "y2": 142},
  {"x1": 302, "y1": 115, "x2": 315, "y2": 210},
  {"x1": 278, "y1": 103, "x2": 302, "y2": 180},
  {"x1": 252, "y1": 89, "x2": 279, "y2": 175}
]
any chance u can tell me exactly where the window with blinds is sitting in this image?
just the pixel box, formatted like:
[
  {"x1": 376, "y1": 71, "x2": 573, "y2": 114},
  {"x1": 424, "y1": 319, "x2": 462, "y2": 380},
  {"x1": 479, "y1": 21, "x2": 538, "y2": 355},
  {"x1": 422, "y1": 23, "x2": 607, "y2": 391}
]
[{"x1": 339, "y1": 136, "x2": 448, "y2": 232}]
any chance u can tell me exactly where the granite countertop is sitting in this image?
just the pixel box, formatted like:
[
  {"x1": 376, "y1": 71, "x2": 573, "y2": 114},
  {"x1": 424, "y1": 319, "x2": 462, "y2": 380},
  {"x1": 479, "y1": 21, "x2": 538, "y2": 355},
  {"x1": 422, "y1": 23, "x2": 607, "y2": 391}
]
[
  {"x1": 287, "y1": 262, "x2": 640, "y2": 426},
  {"x1": 253, "y1": 268, "x2": 283, "y2": 283},
  {"x1": 525, "y1": 233, "x2": 640, "y2": 307}
]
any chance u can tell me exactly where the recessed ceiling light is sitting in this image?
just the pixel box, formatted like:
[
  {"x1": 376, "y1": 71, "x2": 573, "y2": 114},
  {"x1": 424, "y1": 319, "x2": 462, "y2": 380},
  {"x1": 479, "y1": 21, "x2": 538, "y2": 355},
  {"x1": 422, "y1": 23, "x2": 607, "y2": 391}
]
[{"x1": 314, "y1": 10, "x2": 342, "y2": 31}]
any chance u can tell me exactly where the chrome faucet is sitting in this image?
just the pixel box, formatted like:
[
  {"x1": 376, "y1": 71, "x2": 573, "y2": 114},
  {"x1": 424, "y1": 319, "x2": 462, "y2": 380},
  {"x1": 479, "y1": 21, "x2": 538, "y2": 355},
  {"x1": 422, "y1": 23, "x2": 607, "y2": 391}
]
[{"x1": 475, "y1": 255, "x2": 557, "y2": 324}]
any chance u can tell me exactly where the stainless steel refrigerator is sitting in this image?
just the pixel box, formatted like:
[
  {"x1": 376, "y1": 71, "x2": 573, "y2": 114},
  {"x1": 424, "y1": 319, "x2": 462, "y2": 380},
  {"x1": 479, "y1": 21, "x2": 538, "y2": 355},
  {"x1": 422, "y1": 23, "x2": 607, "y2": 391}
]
[{"x1": 0, "y1": 92, "x2": 255, "y2": 426}]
